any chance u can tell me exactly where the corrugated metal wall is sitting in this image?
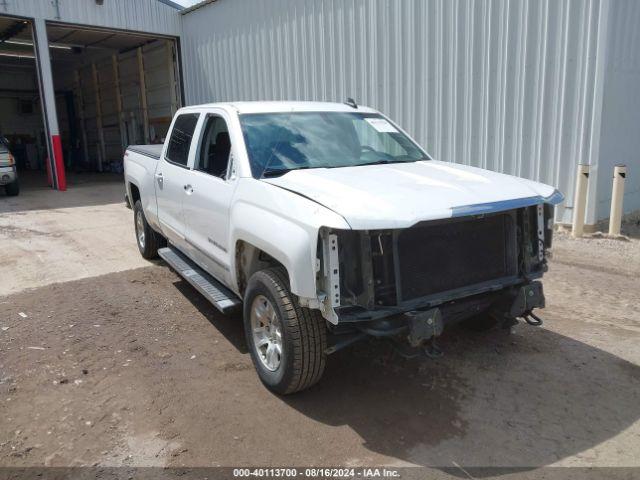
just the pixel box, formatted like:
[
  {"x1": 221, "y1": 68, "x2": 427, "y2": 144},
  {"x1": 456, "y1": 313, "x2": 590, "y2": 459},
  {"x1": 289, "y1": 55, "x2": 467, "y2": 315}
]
[
  {"x1": 1, "y1": 0, "x2": 181, "y2": 36},
  {"x1": 595, "y1": 0, "x2": 640, "y2": 223},
  {"x1": 181, "y1": 0, "x2": 611, "y2": 224}
]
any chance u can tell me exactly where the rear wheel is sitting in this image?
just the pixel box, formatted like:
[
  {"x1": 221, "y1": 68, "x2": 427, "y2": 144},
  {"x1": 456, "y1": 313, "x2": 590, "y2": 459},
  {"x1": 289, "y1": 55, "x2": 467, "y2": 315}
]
[
  {"x1": 244, "y1": 267, "x2": 327, "y2": 394},
  {"x1": 5, "y1": 180, "x2": 19, "y2": 196},
  {"x1": 133, "y1": 199, "x2": 165, "y2": 259}
]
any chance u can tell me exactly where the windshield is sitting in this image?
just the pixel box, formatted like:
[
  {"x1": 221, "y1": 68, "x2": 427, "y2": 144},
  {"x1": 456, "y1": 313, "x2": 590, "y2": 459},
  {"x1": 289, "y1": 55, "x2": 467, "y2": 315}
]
[{"x1": 239, "y1": 112, "x2": 429, "y2": 178}]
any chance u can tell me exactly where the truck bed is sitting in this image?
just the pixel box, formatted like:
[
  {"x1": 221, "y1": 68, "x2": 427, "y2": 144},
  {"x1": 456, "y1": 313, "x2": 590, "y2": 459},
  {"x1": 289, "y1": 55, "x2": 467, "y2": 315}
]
[{"x1": 127, "y1": 144, "x2": 162, "y2": 160}]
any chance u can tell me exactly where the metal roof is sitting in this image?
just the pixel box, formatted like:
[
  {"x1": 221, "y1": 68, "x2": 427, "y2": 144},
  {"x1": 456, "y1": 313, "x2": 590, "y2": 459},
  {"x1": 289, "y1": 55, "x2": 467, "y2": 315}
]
[
  {"x1": 180, "y1": 0, "x2": 219, "y2": 15},
  {"x1": 156, "y1": 0, "x2": 184, "y2": 10}
]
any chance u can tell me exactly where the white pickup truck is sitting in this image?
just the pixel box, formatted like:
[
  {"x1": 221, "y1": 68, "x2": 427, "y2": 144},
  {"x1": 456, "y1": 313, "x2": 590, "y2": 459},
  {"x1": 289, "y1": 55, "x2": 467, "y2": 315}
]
[{"x1": 124, "y1": 101, "x2": 563, "y2": 394}]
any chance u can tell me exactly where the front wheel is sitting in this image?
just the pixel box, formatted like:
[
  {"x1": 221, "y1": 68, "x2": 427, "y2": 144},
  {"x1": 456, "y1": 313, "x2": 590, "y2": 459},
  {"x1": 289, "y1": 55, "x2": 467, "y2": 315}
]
[
  {"x1": 244, "y1": 267, "x2": 327, "y2": 394},
  {"x1": 133, "y1": 199, "x2": 165, "y2": 259}
]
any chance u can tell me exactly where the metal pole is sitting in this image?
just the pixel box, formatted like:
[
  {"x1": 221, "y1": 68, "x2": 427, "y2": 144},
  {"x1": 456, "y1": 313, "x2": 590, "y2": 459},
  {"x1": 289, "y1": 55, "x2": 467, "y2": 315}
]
[
  {"x1": 571, "y1": 164, "x2": 590, "y2": 237},
  {"x1": 137, "y1": 47, "x2": 150, "y2": 144},
  {"x1": 32, "y1": 18, "x2": 66, "y2": 191},
  {"x1": 92, "y1": 63, "x2": 106, "y2": 171},
  {"x1": 608, "y1": 165, "x2": 627, "y2": 236}
]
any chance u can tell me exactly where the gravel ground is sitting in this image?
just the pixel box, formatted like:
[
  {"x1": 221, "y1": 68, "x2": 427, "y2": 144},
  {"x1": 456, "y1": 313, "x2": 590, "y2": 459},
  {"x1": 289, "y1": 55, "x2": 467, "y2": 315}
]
[{"x1": 0, "y1": 233, "x2": 639, "y2": 474}]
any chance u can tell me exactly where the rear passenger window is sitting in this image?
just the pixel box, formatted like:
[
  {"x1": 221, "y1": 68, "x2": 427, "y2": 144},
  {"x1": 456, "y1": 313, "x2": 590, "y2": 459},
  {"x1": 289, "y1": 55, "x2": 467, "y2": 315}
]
[{"x1": 165, "y1": 113, "x2": 199, "y2": 166}]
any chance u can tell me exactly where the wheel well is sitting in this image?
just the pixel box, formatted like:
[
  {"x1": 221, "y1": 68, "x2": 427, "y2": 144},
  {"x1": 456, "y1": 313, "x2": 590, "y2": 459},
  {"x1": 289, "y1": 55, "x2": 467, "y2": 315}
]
[
  {"x1": 235, "y1": 240, "x2": 287, "y2": 296},
  {"x1": 129, "y1": 183, "x2": 140, "y2": 205}
]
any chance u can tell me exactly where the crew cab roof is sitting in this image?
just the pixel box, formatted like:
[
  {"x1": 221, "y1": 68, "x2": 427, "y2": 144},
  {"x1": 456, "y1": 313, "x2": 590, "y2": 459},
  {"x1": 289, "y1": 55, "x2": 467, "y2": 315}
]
[{"x1": 178, "y1": 101, "x2": 379, "y2": 115}]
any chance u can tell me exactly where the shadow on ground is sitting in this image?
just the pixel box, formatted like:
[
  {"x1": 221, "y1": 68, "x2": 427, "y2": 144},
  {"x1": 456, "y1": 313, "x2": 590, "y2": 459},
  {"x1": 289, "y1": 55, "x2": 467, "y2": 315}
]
[
  {"x1": 173, "y1": 278, "x2": 248, "y2": 354},
  {"x1": 280, "y1": 324, "x2": 640, "y2": 473}
]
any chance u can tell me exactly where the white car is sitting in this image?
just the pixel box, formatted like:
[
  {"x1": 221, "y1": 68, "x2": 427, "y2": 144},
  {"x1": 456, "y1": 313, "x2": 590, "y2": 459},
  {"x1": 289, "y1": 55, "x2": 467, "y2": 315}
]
[
  {"x1": 123, "y1": 101, "x2": 563, "y2": 394},
  {"x1": 0, "y1": 139, "x2": 19, "y2": 196}
]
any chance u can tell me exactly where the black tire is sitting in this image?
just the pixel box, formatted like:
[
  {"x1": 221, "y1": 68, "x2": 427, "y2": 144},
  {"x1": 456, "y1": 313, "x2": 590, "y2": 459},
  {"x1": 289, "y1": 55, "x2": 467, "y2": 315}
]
[
  {"x1": 244, "y1": 267, "x2": 327, "y2": 395},
  {"x1": 133, "y1": 199, "x2": 165, "y2": 259},
  {"x1": 5, "y1": 180, "x2": 19, "y2": 196}
]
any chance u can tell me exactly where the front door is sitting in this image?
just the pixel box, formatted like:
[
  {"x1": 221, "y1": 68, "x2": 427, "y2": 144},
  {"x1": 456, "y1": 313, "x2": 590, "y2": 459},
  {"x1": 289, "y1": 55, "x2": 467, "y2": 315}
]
[
  {"x1": 182, "y1": 113, "x2": 237, "y2": 282},
  {"x1": 156, "y1": 112, "x2": 200, "y2": 247}
]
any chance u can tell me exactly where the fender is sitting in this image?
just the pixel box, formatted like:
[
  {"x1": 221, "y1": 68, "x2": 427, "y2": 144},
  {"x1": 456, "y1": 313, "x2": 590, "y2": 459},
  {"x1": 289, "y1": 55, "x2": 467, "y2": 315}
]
[
  {"x1": 231, "y1": 205, "x2": 315, "y2": 297},
  {"x1": 229, "y1": 179, "x2": 350, "y2": 299}
]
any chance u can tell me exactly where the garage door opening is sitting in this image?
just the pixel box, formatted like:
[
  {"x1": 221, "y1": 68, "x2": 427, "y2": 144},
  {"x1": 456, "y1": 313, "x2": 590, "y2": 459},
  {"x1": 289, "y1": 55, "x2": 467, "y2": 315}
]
[
  {"x1": 0, "y1": 17, "x2": 45, "y2": 192},
  {"x1": 0, "y1": 16, "x2": 182, "y2": 193}
]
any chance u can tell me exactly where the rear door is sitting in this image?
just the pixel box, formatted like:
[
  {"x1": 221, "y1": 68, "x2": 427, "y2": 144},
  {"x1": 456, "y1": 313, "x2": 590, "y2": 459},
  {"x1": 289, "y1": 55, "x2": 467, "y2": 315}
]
[
  {"x1": 182, "y1": 112, "x2": 237, "y2": 282},
  {"x1": 156, "y1": 112, "x2": 200, "y2": 246}
]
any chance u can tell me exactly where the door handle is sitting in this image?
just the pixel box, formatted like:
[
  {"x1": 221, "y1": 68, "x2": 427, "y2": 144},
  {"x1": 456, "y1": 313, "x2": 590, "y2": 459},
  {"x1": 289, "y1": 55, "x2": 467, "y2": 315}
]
[
  {"x1": 184, "y1": 184, "x2": 194, "y2": 194},
  {"x1": 155, "y1": 172, "x2": 163, "y2": 187}
]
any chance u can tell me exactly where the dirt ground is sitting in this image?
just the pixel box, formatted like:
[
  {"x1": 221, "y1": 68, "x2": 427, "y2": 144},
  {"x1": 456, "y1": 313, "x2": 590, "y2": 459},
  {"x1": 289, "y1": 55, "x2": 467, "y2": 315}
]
[{"x1": 1, "y1": 184, "x2": 640, "y2": 476}]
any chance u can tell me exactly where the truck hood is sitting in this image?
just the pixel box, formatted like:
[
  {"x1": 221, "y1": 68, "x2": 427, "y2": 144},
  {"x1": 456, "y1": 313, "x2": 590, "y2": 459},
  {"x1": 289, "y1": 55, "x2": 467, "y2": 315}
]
[{"x1": 263, "y1": 160, "x2": 563, "y2": 229}]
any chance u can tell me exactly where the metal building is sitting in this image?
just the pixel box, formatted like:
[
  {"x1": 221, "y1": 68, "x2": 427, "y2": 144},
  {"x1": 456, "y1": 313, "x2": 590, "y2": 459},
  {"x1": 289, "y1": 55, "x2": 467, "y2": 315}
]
[
  {"x1": 180, "y1": 0, "x2": 639, "y2": 228},
  {"x1": 0, "y1": 0, "x2": 183, "y2": 190}
]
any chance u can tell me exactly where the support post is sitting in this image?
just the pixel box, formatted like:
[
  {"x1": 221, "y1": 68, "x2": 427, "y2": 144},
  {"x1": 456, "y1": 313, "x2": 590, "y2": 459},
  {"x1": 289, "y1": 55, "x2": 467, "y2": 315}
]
[
  {"x1": 608, "y1": 165, "x2": 627, "y2": 236},
  {"x1": 112, "y1": 54, "x2": 126, "y2": 155},
  {"x1": 137, "y1": 47, "x2": 150, "y2": 143},
  {"x1": 74, "y1": 70, "x2": 89, "y2": 166},
  {"x1": 32, "y1": 18, "x2": 66, "y2": 190},
  {"x1": 92, "y1": 63, "x2": 106, "y2": 172},
  {"x1": 166, "y1": 40, "x2": 179, "y2": 117},
  {"x1": 571, "y1": 164, "x2": 590, "y2": 238}
]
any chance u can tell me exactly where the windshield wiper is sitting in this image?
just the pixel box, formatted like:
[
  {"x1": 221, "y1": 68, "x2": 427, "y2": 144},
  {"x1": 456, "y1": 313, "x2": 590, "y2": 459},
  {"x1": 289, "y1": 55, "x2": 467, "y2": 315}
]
[
  {"x1": 262, "y1": 166, "x2": 310, "y2": 178},
  {"x1": 353, "y1": 157, "x2": 430, "y2": 167},
  {"x1": 354, "y1": 159, "x2": 406, "y2": 167}
]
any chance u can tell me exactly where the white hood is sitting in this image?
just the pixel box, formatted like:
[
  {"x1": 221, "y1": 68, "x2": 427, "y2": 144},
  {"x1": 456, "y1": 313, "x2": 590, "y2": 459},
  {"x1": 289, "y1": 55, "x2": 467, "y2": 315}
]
[{"x1": 263, "y1": 160, "x2": 562, "y2": 229}]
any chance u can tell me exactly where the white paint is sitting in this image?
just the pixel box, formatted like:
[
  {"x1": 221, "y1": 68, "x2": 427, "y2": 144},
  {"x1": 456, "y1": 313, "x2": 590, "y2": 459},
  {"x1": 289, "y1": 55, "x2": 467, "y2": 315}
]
[{"x1": 264, "y1": 160, "x2": 556, "y2": 230}]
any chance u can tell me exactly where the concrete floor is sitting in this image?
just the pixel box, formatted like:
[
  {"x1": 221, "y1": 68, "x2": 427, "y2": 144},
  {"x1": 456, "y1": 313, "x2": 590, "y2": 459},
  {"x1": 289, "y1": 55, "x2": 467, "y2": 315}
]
[
  {"x1": 0, "y1": 172, "x2": 148, "y2": 296},
  {"x1": 0, "y1": 180, "x2": 639, "y2": 476}
]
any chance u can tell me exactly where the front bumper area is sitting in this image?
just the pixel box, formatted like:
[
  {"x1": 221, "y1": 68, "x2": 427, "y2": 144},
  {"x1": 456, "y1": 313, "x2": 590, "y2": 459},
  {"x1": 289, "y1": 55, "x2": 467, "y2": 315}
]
[{"x1": 325, "y1": 282, "x2": 546, "y2": 355}]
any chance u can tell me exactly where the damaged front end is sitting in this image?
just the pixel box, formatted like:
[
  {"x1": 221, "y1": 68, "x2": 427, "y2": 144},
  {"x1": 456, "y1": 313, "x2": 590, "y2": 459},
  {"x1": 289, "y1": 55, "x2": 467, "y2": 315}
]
[{"x1": 317, "y1": 202, "x2": 556, "y2": 357}]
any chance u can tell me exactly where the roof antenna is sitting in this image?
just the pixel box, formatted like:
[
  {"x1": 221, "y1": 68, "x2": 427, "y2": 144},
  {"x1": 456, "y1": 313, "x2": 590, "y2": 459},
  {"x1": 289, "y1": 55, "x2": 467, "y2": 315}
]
[{"x1": 344, "y1": 97, "x2": 358, "y2": 109}]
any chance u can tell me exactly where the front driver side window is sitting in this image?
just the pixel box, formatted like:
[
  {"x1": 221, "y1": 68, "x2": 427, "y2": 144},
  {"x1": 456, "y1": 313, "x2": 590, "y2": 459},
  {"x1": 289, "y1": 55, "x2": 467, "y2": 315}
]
[{"x1": 197, "y1": 115, "x2": 231, "y2": 178}]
